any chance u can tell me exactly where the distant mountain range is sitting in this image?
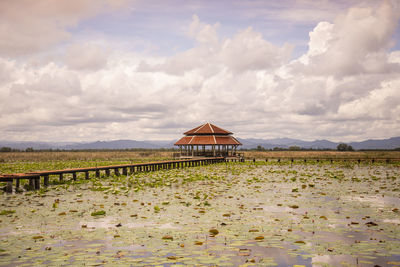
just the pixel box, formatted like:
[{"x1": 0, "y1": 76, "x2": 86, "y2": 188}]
[
  {"x1": 1, "y1": 137, "x2": 400, "y2": 150},
  {"x1": 236, "y1": 137, "x2": 400, "y2": 150}
]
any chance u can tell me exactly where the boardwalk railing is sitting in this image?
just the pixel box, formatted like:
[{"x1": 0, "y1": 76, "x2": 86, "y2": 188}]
[{"x1": 0, "y1": 157, "x2": 225, "y2": 193}]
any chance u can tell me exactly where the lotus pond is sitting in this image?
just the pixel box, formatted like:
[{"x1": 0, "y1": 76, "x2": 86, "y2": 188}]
[{"x1": 0, "y1": 161, "x2": 399, "y2": 266}]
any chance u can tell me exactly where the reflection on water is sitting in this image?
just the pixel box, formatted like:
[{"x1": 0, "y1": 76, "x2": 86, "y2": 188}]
[
  {"x1": 79, "y1": 217, "x2": 181, "y2": 230},
  {"x1": 345, "y1": 194, "x2": 400, "y2": 207},
  {"x1": 312, "y1": 254, "x2": 400, "y2": 267}
]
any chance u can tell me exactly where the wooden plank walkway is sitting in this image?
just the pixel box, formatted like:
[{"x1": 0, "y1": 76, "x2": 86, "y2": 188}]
[{"x1": 0, "y1": 157, "x2": 225, "y2": 193}]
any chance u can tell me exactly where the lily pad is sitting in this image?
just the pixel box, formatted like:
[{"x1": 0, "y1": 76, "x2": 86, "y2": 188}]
[{"x1": 91, "y1": 210, "x2": 106, "y2": 216}]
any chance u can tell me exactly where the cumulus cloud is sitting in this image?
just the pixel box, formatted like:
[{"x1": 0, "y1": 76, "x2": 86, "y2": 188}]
[
  {"x1": 0, "y1": 0, "x2": 399, "y2": 142},
  {"x1": 65, "y1": 43, "x2": 108, "y2": 71},
  {"x1": 220, "y1": 28, "x2": 293, "y2": 72},
  {"x1": 295, "y1": 0, "x2": 400, "y2": 77},
  {"x1": 188, "y1": 15, "x2": 220, "y2": 45},
  {"x1": 0, "y1": 0, "x2": 129, "y2": 57},
  {"x1": 138, "y1": 15, "x2": 292, "y2": 75}
]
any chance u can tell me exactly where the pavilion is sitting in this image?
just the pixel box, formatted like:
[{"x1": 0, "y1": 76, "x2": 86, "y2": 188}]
[{"x1": 174, "y1": 123, "x2": 242, "y2": 158}]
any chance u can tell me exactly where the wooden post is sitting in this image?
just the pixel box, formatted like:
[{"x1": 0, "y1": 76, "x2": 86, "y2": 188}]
[
  {"x1": 29, "y1": 178, "x2": 34, "y2": 189},
  {"x1": 105, "y1": 169, "x2": 110, "y2": 176},
  {"x1": 85, "y1": 171, "x2": 89, "y2": 180},
  {"x1": 16, "y1": 179, "x2": 20, "y2": 189},
  {"x1": 122, "y1": 167, "x2": 127, "y2": 176},
  {"x1": 44, "y1": 175, "x2": 49, "y2": 186},
  {"x1": 34, "y1": 178, "x2": 40, "y2": 190},
  {"x1": 96, "y1": 169, "x2": 100, "y2": 177},
  {"x1": 130, "y1": 166, "x2": 134, "y2": 174},
  {"x1": 72, "y1": 172, "x2": 77, "y2": 181},
  {"x1": 6, "y1": 181, "x2": 12, "y2": 193},
  {"x1": 59, "y1": 173, "x2": 63, "y2": 182}
]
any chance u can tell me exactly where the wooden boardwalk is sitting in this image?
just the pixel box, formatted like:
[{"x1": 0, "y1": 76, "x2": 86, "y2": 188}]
[
  {"x1": 261, "y1": 157, "x2": 400, "y2": 163},
  {"x1": 0, "y1": 157, "x2": 225, "y2": 192}
]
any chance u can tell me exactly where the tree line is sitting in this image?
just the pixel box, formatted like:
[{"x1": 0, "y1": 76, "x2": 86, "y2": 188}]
[{"x1": 241, "y1": 144, "x2": 400, "y2": 151}]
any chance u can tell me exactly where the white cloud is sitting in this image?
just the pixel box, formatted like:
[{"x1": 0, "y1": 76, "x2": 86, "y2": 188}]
[
  {"x1": 220, "y1": 27, "x2": 293, "y2": 72},
  {"x1": 337, "y1": 79, "x2": 400, "y2": 120},
  {"x1": 188, "y1": 15, "x2": 220, "y2": 45},
  {"x1": 138, "y1": 16, "x2": 292, "y2": 75},
  {"x1": 0, "y1": 0, "x2": 129, "y2": 57},
  {"x1": 65, "y1": 43, "x2": 109, "y2": 71},
  {"x1": 0, "y1": 0, "x2": 399, "y2": 142},
  {"x1": 294, "y1": 0, "x2": 400, "y2": 77}
]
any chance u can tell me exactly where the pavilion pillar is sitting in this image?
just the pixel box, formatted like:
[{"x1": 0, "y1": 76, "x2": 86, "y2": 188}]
[{"x1": 191, "y1": 145, "x2": 194, "y2": 156}]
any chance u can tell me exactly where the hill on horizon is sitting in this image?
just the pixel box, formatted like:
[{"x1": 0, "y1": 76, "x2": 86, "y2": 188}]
[{"x1": 1, "y1": 137, "x2": 400, "y2": 151}]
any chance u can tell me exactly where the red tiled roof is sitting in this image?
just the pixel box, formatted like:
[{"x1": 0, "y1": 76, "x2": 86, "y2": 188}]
[
  {"x1": 184, "y1": 123, "x2": 232, "y2": 135},
  {"x1": 174, "y1": 135, "x2": 241, "y2": 145}
]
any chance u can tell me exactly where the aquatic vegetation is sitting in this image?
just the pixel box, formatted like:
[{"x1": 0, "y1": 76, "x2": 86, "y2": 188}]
[
  {"x1": 0, "y1": 210, "x2": 15, "y2": 215},
  {"x1": 91, "y1": 210, "x2": 106, "y2": 216},
  {"x1": 0, "y1": 161, "x2": 399, "y2": 266}
]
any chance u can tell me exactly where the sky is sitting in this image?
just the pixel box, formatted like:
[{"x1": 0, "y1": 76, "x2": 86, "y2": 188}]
[{"x1": 0, "y1": 0, "x2": 399, "y2": 143}]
